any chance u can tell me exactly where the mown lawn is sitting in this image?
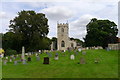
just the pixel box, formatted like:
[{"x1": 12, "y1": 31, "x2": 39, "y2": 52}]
[{"x1": 2, "y1": 49, "x2": 118, "y2": 78}]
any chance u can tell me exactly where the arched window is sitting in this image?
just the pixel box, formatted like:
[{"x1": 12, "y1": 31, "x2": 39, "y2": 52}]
[
  {"x1": 61, "y1": 41, "x2": 65, "y2": 47},
  {"x1": 61, "y1": 28, "x2": 64, "y2": 32},
  {"x1": 71, "y1": 43, "x2": 74, "y2": 47}
]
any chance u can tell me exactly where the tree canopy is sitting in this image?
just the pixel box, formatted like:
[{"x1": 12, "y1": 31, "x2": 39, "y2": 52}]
[
  {"x1": 3, "y1": 10, "x2": 50, "y2": 52},
  {"x1": 84, "y1": 18, "x2": 118, "y2": 48}
]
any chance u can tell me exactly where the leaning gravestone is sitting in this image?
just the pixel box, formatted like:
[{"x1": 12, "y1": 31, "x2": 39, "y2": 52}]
[
  {"x1": 80, "y1": 57, "x2": 86, "y2": 64},
  {"x1": 43, "y1": 57, "x2": 49, "y2": 64},
  {"x1": 55, "y1": 55, "x2": 59, "y2": 60},
  {"x1": 70, "y1": 54, "x2": 75, "y2": 60}
]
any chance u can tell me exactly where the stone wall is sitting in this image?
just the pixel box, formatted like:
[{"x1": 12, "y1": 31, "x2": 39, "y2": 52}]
[{"x1": 108, "y1": 43, "x2": 120, "y2": 50}]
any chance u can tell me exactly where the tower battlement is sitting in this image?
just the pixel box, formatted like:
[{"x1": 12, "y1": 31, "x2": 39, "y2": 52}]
[{"x1": 57, "y1": 23, "x2": 68, "y2": 27}]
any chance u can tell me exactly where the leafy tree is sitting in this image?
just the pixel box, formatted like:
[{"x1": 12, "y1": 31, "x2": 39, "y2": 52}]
[
  {"x1": 84, "y1": 18, "x2": 118, "y2": 48},
  {"x1": 9, "y1": 10, "x2": 49, "y2": 52}
]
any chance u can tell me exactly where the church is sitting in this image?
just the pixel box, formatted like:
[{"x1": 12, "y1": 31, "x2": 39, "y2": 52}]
[{"x1": 51, "y1": 23, "x2": 78, "y2": 51}]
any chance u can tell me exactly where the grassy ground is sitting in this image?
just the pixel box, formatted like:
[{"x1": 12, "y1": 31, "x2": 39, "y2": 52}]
[{"x1": 2, "y1": 49, "x2": 118, "y2": 78}]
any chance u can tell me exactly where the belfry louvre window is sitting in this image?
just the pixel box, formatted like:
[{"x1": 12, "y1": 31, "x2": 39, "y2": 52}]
[{"x1": 61, "y1": 28, "x2": 64, "y2": 32}]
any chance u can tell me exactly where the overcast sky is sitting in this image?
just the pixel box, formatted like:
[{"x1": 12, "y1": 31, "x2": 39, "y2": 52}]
[{"x1": 0, "y1": 0, "x2": 119, "y2": 41}]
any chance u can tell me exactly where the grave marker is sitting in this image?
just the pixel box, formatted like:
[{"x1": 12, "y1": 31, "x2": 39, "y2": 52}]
[
  {"x1": 80, "y1": 57, "x2": 86, "y2": 64},
  {"x1": 43, "y1": 57, "x2": 49, "y2": 64}
]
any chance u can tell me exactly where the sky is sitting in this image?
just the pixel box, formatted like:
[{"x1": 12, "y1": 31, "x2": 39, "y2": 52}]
[{"x1": 0, "y1": 0, "x2": 119, "y2": 41}]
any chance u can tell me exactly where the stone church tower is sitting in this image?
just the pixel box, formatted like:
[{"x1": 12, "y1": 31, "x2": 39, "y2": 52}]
[{"x1": 57, "y1": 23, "x2": 69, "y2": 50}]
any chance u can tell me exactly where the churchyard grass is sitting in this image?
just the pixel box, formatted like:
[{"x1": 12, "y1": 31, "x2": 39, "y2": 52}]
[{"x1": 2, "y1": 49, "x2": 118, "y2": 78}]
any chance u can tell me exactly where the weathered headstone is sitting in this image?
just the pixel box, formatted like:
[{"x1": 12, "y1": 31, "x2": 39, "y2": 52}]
[
  {"x1": 106, "y1": 47, "x2": 110, "y2": 51},
  {"x1": 14, "y1": 60, "x2": 17, "y2": 65},
  {"x1": 22, "y1": 60, "x2": 27, "y2": 64},
  {"x1": 78, "y1": 48, "x2": 81, "y2": 52},
  {"x1": 75, "y1": 51, "x2": 78, "y2": 55},
  {"x1": 70, "y1": 54, "x2": 75, "y2": 60},
  {"x1": 82, "y1": 51, "x2": 86, "y2": 55},
  {"x1": 47, "y1": 53, "x2": 52, "y2": 57},
  {"x1": 6, "y1": 57, "x2": 8, "y2": 60},
  {"x1": 43, "y1": 57, "x2": 49, "y2": 64},
  {"x1": 55, "y1": 55, "x2": 59, "y2": 60},
  {"x1": 36, "y1": 55, "x2": 40, "y2": 61},
  {"x1": 80, "y1": 57, "x2": 86, "y2": 64},
  {"x1": 9, "y1": 58, "x2": 12, "y2": 62},
  {"x1": 3, "y1": 59, "x2": 7, "y2": 65},
  {"x1": 28, "y1": 56, "x2": 31, "y2": 61}
]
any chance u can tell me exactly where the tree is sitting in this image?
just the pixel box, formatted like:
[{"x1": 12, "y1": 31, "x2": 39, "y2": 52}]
[
  {"x1": 84, "y1": 18, "x2": 118, "y2": 48},
  {"x1": 9, "y1": 10, "x2": 49, "y2": 52}
]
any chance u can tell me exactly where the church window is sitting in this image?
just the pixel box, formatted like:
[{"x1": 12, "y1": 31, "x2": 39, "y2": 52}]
[
  {"x1": 71, "y1": 43, "x2": 74, "y2": 47},
  {"x1": 61, "y1": 41, "x2": 65, "y2": 47}
]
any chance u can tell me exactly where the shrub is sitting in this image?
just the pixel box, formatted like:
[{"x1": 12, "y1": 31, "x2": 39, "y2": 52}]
[{"x1": 6, "y1": 49, "x2": 17, "y2": 56}]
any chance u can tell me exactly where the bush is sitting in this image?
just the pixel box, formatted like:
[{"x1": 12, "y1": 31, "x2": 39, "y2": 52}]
[{"x1": 6, "y1": 49, "x2": 17, "y2": 55}]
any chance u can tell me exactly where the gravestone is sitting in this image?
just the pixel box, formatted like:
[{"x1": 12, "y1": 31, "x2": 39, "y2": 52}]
[
  {"x1": 80, "y1": 57, "x2": 86, "y2": 64},
  {"x1": 70, "y1": 54, "x2": 75, "y2": 60},
  {"x1": 55, "y1": 55, "x2": 59, "y2": 60},
  {"x1": 106, "y1": 47, "x2": 110, "y2": 51},
  {"x1": 14, "y1": 60, "x2": 17, "y2": 65},
  {"x1": 28, "y1": 57, "x2": 31, "y2": 61},
  {"x1": 47, "y1": 53, "x2": 52, "y2": 57},
  {"x1": 9, "y1": 58, "x2": 12, "y2": 62},
  {"x1": 36, "y1": 55, "x2": 40, "y2": 61},
  {"x1": 43, "y1": 57, "x2": 49, "y2": 64},
  {"x1": 75, "y1": 51, "x2": 78, "y2": 55},
  {"x1": 78, "y1": 48, "x2": 81, "y2": 52},
  {"x1": 82, "y1": 51, "x2": 86, "y2": 55},
  {"x1": 35, "y1": 53, "x2": 38, "y2": 57},
  {"x1": 6, "y1": 57, "x2": 8, "y2": 60},
  {"x1": 22, "y1": 60, "x2": 27, "y2": 64},
  {"x1": 3, "y1": 59, "x2": 7, "y2": 65}
]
